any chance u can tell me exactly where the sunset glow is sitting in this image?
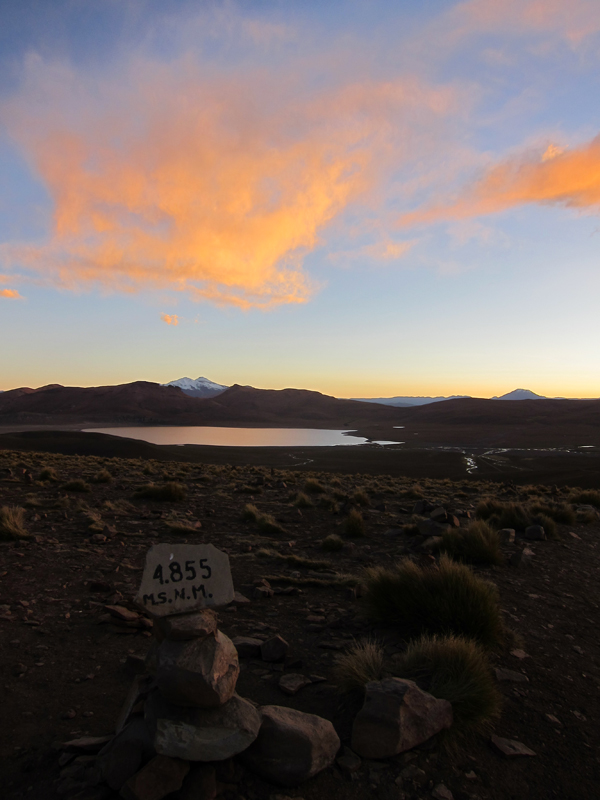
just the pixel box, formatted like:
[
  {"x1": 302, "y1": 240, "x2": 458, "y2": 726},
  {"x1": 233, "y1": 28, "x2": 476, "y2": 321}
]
[{"x1": 1, "y1": 0, "x2": 600, "y2": 398}]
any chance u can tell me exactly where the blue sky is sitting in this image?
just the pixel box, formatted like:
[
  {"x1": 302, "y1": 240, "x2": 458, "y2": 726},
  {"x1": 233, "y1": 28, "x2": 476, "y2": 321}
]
[{"x1": 2, "y1": 0, "x2": 600, "y2": 397}]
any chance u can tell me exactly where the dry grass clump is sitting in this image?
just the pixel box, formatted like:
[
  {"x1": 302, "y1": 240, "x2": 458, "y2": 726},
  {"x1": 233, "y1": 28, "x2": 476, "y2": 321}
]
[
  {"x1": 395, "y1": 634, "x2": 501, "y2": 731},
  {"x1": 39, "y1": 467, "x2": 58, "y2": 482},
  {"x1": 344, "y1": 508, "x2": 366, "y2": 538},
  {"x1": 242, "y1": 504, "x2": 284, "y2": 534},
  {"x1": 476, "y1": 499, "x2": 530, "y2": 531},
  {"x1": 333, "y1": 640, "x2": 385, "y2": 692},
  {"x1": 530, "y1": 501, "x2": 575, "y2": 525},
  {"x1": 91, "y1": 469, "x2": 113, "y2": 484},
  {"x1": 321, "y1": 533, "x2": 344, "y2": 552},
  {"x1": 0, "y1": 506, "x2": 29, "y2": 540},
  {"x1": 241, "y1": 503, "x2": 259, "y2": 522},
  {"x1": 569, "y1": 489, "x2": 600, "y2": 507},
  {"x1": 364, "y1": 556, "x2": 504, "y2": 649},
  {"x1": 304, "y1": 478, "x2": 326, "y2": 494},
  {"x1": 293, "y1": 492, "x2": 313, "y2": 508},
  {"x1": 62, "y1": 479, "x2": 91, "y2": 493},
  {"x1": 440, "y1": 521, "x2": 503, "y2": 566},
  {"x1": 530, "y1": 512, "x2": 557, "y2": 539},
  {"x1": 351, "y1": 489, "x2": 370, "y2": 506},
  {"x1": 134, "y1": 482, "x2": 186, "y2": 502}
]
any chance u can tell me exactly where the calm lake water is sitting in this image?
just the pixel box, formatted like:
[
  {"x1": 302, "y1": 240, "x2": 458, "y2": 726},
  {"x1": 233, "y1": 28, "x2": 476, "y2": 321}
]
[{"x1": 83, "y1": 426, "x2": 396, "y2": 447}]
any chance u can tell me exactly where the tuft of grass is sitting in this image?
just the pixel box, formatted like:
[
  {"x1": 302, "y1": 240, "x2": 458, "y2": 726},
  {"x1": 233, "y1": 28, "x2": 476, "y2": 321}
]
[
  {"x1": 333, "y1": 640, "x2": 385, "y2": 693},
  {"x1": 256, "y1": 548, "x2": 333, "y2": 570},
  {"x1": 293, "y1": 492, "x2": 313, "y2": 508},
  {"x1": 242, "y1": 503, "x2": 259, "y2": 522},
  {"x1": 569, "y1": 489, "x2": 600, "y2": 507},
  {"x1": 530, "y1": 502, "x2": 575, "y2": 525},
  {"x1": 0, "y1": 506, "x2": 29, "y2": 540},
  {"x1": 257, "y1": 513, "x2": 285, "y2": 536},
  {"x1": 134, "y1": 482, "x2": 186, "y2": 502},
  {"x1": 477, "y1": 499, "x2": 530, "y2": 531},
  {"x1": 530, "y1": 512, "x2": 557, "y2": 539},
  {"x1": 440, "y1": 521, "x2": 503, "y2": 566},
  {"x1": 321, "y1": 533, "x2": 344, "y2": 552},
  {"x1": 363, "y1": 556, "x2": 505, "y2": 650},
  {"x1": 62, "y1": 479, "x2": 90, "y2": 493},
  {"x1": 39, "y1": 467, "x2": 58, "y2": 482},
  {"x1": 91, "y1": 469, "x2": 113, "y2": 484},
  {"x1": 304, "y1": 478, "x2": 326, "y2": 494},
  {"x1": 351, "y1": 489, "x2": 370, "y2": 507},
  {"x1": 344, "y1": 508, "x2": 366, "y2": 538},
  {"x1": 394, "y1": 634, "x2": 501, "y2": 732}
]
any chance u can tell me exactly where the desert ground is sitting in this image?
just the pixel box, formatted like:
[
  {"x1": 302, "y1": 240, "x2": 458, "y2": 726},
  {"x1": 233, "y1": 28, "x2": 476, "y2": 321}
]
[{"x1": 0, "y1": 439, "x2": 599, "y2": 800}]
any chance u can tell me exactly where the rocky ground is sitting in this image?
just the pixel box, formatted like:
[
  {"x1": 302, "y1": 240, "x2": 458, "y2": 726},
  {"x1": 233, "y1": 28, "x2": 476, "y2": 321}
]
[{"x1": 0, "y1": 447, "x2": 599, "y2": 800}]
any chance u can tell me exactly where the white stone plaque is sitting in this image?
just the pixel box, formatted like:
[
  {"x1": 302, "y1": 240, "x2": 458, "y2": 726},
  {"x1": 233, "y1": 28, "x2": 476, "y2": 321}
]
[{"x1": 135, "y1": 543, "x2": 235, "y2": 617}]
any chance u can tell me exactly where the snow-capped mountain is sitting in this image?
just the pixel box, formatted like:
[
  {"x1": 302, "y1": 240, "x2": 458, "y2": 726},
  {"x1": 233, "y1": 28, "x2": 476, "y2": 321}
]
[
  {"x1": 163, "y1": 376, "x2": 229, "y2": 398},
  {"x1": 353, "y1": 395, "x2": 471, "y2": 407},
  {"x1": 492, "y1": 389, "x2": 546, "y2": 400}
]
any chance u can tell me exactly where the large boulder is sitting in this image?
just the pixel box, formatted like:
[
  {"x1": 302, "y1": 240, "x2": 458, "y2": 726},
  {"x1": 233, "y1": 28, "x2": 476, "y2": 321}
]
[
  {"x1": 240, "y1": 705, "x2": 340, "y2": 786},
  {"x1": 351, "y1": 678, "x2": 452, "y2": 758},
  {"x1": 156, "y1": 630, "x2": 239, "y2": 708},
  {"x1": 145, "y1": 690, "x2": 261, "y2": 761}
]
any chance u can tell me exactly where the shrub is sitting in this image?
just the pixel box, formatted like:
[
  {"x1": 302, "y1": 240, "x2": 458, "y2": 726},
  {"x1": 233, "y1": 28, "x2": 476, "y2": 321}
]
[
  {"x1": 134, "y1": 482, "x2": 186, "y2": 501},
  {"x1": 569, "y1": 489, "x2": 600, "y2": 507},
  {"x1": 321, "y1": 533, "x2": 344, "y2": 552},
  {"x1": 318, "y1": 495, "x2": 338, "y2": 511},
  {"x1": 333, "y1": 640, "x2": 385, "y2": 693},
  {"x1": 363, "y1": 556, "x2": 504, "y2": 649},
  {"x1": 0, "y1": 506, "x2": 29, "y2": 540},
  {"x1": 62, "y1": 479, "x2": 90, "y2": 493},
  {"x1": 344, "y1": 508, "x2": 366, "y2": 538},
  {"x1": 39, "y1": 467, "x2": 58, "y2": 482},
  {"x1": 91, "y1": 469, "x2": 112, "y2": 484},
  {"x1": 293, "y1": 492, "x2": 313, "y2": 508},
  {"x1": 440, "y1": 521, "x2": 503, "y2": 566},
  {"x1": 352, "y1": 489, "x2": 370, "y2": 506},
  {"x1": 304, "y1": 478, "x2": 326, "y2": 494},
  {"x1": 395, "y1": 634, "x2": 501, "y2": 731}
]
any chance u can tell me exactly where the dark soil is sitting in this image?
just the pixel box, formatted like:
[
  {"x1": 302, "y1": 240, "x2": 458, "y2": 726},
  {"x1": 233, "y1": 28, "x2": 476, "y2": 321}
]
[{"x1": 0, "y1": 446, "x2": 599, "y2": 800}]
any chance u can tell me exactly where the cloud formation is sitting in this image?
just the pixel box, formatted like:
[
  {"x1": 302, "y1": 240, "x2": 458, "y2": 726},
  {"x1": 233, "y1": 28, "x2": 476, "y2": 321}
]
[
  {"x1": 399, "y1": 135, "x2": 600, "y2": 226},
  {"x1": 161, "y1": 313, "x2": 179, "y2": 326},
  {"x1": 1, "y1": 48, "x2": 455, "y2": 309},
  {"x1": 0, "y1": 288, "x2": 22, "y2": 299}
]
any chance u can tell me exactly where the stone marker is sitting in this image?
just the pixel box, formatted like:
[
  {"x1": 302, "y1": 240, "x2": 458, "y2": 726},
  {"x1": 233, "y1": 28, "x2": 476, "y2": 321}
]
[
  {"x1": 135, "y1": 544, "x2": 234, "y2": 617},
  {"x1": 351, "y1": 678, "x2": 453, "y2": 758}
]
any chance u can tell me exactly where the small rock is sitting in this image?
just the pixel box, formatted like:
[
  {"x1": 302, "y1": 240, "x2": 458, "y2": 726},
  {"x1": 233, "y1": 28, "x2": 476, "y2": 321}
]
[
  {"x1": 261, "y1": 635, "x2": 289, "y2": 663},
  {"x1": 510, "y1": 649, "x2": 529, "y2": 660},
  {"x1": 432, "y1": 784, "x2": 454, "y2": 800},
  {"x1": 62, "y1": 736, "x2": 114, "y2": 753},
  {"x1": 497, "y1": 528, "x2": 515, "y2": 544},
  {"x1": 545, "y1": 714, "x2": 562, "y2": 726},
  {"x1": 430, "y1": 507, "x2": 448, "y2": 523},
  {"x1": 233, "y1": 591, "x2": 251, "y2": 604},
  {"x1": 232, "y1": 636, "x2": 263, "y2": 659},
  {"x1": 123, "y1": 655, "x2": 147, "y2": 678},
  {"x1": 253, "y1": 586, "x2": 274, "y2": 599},
  {"x1": 490, "y1": 734, "x2": 536, "y2": 757},
  {"x1": 154, "y1": 610, "x2": 217, "y2": 642},
  {"x1": 351, "y1": 678, "x2": 452, "y2": 759},
  {"x1": 398, "y1": 764, "x2": 427, "y2": 786},
  {"x1": 417, "y1": 519, "x2": 450, "y2": 537},
  {"x1": 336, "y1": 746, "x2": 361, "y2": 773},
  {"x1": 524, "y1": 525, "x2": 546, "y2": 541},
  {"x1": 509, "y1": 547, "x2": 534, "y2": 568},
  {"x1": 120, "y1": 755, "x2": 189, "y2": 800},
  {"x1": 278, "y1": 673, "x2": 311, "y2": 696},
  {"x1": 240, "y1": 705, "x2": 340, "y2": 786},
  {"x1": 105, "y1": 606, "x2": 140, "y2": 623},
  {"x1": 494, "y1": 668, "x2": 529, "y2": 683},
  {"x1": 178, "y1": 764, "x2": 217, "y2": 800}
]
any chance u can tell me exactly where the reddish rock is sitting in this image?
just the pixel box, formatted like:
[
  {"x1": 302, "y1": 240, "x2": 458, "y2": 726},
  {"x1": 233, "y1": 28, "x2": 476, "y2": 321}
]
[{"x1": 119, "y1": 755, "x2": 189, "y2": 800}]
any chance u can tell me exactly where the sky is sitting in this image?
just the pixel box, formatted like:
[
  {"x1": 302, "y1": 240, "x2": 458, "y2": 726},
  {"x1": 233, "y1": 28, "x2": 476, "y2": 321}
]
[{"x1": 2, "y1": 0, "x2": 600, "y2": 398}]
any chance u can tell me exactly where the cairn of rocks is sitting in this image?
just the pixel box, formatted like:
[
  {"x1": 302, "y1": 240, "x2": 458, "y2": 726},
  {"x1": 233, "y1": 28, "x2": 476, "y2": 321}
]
[{"x1": 56, "y1": 543, "x2": 341, "y2": 800}]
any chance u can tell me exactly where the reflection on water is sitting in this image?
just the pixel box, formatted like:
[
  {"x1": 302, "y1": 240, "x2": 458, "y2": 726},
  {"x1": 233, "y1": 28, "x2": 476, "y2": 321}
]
[{"x1": 84, "y1": 426, "x2": 376, "y2": 447}]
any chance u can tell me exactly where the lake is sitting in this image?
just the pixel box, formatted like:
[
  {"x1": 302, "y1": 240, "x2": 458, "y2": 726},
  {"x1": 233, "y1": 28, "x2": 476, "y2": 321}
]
[{"x1": 83, "y1": 426, "x2": 399, "y2": 447}]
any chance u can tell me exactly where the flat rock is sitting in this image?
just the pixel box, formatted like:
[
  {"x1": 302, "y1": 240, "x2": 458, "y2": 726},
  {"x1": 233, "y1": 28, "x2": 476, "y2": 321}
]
[
  {"x1": 432, "y1": 784, "x2": 454, "y2": 800},
  {"x1": 63, "y1": 736, "x2": 114, "y2": 753},
  {"x1": 278, "y1": 673, "x2": 311, "y2": 696},
  {"x1": 498, "y1": 528, "x2": 515, "y2": 544},
  {"x1": 154, "y1": 610, "x2": 217, "y2": 642},
  {"x1": 105, "y1": 606, "x2": 140, "y2": 622},
  {"x1": 148, "y1": 691, "x2": 261, "y2": 761},
  {"x1": 135, "y1": 544, "x2": 234, "y2": 617},
  {"x1": 119, "y1": 755, "x2": 190, "y2": 800},
  {"x1": 240, "y1": 705, "x2": 340, "y2": 786},
  {"x1": 490, "y1": 734, "x2": 536, "y2": 757},
  {"x1": 156, "y1": 630, "x2": 239, "y2": 708},
  {"x1": 261, "y1": 635, "x2": 289, "y2": 662},
  {"x1": 351, "y1": 678, "x2": 452, "y2": 759},
  {"x1": 231, "y1": 636, "x2": 263, "y2": 659}
]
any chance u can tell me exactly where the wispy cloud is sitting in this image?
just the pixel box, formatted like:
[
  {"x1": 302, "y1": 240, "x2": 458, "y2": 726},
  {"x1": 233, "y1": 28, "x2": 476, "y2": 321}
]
[
  {"x1": 1, "y1": 40, "x2": 456, "y2": 309},
  {"x1": 161, "y1": 313, "x2": 179, "y2": 326},
  {"x1": 399, "y1": 135, "x2": 600, "y2": 226},
  {"x1": 0, "y1": 288, "x2": 22, "y2": 299}
]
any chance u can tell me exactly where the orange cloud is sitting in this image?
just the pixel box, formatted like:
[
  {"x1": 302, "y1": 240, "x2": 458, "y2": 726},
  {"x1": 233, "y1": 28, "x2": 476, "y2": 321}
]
[
  {"x1": 451, "y1": 0, "x2": 600, "y2": 44},
  {"x1": 0, "y1": 288, "x2": 22, "y2": 299},
  {"x1": 161, "y1": 313, "x2": 179, "y2": 326},
  {"x1": 399, "y1": 135, "x2": 600, "y2": 226},
  {"x1": 1, "y1": 54, "x2": 455, "y2": 309}
]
